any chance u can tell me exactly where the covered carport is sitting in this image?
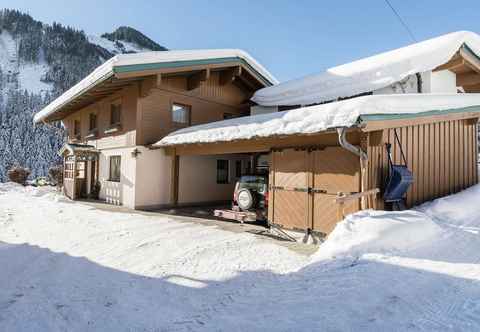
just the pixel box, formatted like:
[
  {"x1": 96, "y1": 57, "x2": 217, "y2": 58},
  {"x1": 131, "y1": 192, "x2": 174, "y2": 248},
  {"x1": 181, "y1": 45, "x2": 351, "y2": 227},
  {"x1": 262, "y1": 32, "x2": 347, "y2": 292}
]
[
  {"x1": 156, "y1": 128, "x2": 366, "y2": 237},
  {"x1": 153, "y1": 94, "x2": 480, "y2": 238}
]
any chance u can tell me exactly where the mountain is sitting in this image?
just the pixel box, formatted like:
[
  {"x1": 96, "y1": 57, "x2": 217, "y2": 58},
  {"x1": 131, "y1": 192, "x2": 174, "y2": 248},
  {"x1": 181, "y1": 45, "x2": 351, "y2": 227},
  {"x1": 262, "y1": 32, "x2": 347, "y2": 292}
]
[{"x1": 0, "y1": 9, "x2": 167, "y2": 181}]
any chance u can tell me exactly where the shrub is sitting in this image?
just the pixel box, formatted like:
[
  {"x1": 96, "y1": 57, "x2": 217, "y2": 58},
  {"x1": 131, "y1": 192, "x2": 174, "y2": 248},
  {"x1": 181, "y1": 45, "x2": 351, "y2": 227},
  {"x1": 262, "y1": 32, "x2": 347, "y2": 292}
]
[
  {"x1": 48, "y1": 165, "x2": 64, "y2": 187},
  {"x1": 7, "y1": 166, "x2": 31, "y2": 185}
]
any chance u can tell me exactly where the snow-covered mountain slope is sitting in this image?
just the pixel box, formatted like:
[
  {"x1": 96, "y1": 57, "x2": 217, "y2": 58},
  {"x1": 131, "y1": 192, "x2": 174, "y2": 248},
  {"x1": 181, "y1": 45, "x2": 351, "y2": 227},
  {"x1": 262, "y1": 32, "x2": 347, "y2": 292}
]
[
  {"x1": 1, "y1": 182, "x2": 480, "y2": 331},
  {"x1": 0, "y1": 9, "x2": 167, "y2": 181},
  {"x1": 88, "y1": 34, "x2": 151, "y2": 56},
  {"x1": 0, "y1": 30, "x2": 52, "y2": 95}
]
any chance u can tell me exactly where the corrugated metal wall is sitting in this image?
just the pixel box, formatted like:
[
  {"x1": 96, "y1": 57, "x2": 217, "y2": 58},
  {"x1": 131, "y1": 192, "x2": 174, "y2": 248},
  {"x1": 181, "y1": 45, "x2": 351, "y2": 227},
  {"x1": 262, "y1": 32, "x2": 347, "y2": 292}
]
[{"x1": 367, "y1": 118, "x2": 478, "y2": 208}]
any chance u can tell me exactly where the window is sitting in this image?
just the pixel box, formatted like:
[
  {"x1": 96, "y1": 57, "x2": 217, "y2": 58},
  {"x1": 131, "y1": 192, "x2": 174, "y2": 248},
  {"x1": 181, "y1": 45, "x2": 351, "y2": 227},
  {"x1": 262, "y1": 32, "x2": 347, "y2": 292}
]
[
  {"x1": 89, "y1": 113, "x2": 97, "y2": 131},
  {"x1": 216, "y1": 160, "x2": 229, "y2": 184},
  {"x1": 109, "y1": 156, "x2": 121, "y2": 182},
  {"x1": 172, "y1": 103, "x2": 191, "y2": 125},
  {"x1": 73, "y1": 119, "x2": 81, "y2": 138},
  {"x1": 235, "y1": 160, "x2": 242, "y2": 178},
  {"x1": 110, "y1": 102, "x2": 122, "y2": 126}
]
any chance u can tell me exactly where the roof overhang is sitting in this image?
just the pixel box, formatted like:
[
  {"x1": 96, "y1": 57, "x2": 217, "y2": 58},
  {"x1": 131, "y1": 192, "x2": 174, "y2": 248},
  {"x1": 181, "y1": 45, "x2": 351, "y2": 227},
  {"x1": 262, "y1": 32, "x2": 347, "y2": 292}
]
[
  {"x1": 154, "y1": 94, "x2": 480, "y2": 154},
  {"x1": 59, "y1": 143, "x2": 99, "y2": 157},
  {"x1": 252, "y1": 31, "x2": 480, "y2": 106},
  {"x1": 34, "y1": 50, "x2": 277, "y2": 123}
]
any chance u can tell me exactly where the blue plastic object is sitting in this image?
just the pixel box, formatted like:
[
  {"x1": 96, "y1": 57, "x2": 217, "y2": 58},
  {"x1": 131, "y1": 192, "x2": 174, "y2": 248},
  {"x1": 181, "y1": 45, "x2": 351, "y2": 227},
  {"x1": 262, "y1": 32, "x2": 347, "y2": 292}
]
[
  {"x1": 383, "y1": 130, "x2": 414, "y2": 204},
  {"x1": 384, "y1": 164, "x2": 414, "y2": 202}
]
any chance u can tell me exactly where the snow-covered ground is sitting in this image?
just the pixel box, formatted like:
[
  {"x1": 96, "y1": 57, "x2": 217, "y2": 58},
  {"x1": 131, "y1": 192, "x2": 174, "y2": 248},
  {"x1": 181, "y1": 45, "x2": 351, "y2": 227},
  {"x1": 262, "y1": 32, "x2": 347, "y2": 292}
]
[{"x1": 1, "y1": 182, "x2": 480, "y2": 331}]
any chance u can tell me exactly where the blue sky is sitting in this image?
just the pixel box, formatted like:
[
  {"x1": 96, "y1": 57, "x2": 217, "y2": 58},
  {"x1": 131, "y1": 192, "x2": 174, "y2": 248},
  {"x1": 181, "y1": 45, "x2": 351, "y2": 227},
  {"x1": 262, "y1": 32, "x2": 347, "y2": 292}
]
[{"x1": 3, "y1": 0, "x2": 480, "y2": 81}]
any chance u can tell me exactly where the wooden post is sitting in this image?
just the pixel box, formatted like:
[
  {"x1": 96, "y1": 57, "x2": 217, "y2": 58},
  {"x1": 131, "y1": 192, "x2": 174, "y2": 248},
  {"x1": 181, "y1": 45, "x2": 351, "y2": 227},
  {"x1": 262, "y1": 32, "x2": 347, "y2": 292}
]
[
  {"x1": 72, "y1": 154, "x2": 77, "y2": 200},
  {"x1": 170, "y1": 150, "x2": 179, "y2": 206},
  {"x1": 336, "y1": 192, "x2": 345, "y2": 221},
  {"x1": 307, "y1": 150, "x2": 314, "y2": 230},
  {"x1": 267, "y1": 151, "x2": 275, "y2": 225}
]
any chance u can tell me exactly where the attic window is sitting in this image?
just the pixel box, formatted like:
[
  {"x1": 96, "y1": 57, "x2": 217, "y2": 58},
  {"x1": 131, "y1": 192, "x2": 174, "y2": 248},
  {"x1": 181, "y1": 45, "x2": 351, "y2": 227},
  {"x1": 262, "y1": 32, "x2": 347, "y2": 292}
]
[{"x1": 172, "y1": 103, "x2": 191, "y2": 125}]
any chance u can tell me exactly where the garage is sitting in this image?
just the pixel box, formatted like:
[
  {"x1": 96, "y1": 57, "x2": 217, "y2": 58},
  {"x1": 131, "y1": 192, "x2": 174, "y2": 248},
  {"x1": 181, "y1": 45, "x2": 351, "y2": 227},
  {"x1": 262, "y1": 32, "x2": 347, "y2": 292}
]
[
  {"x1": 270, "y1": 146, "x2": 360, "y2": 235},
  {"x1": 153, "y1": 94, "x2": 480, "y2": 238}
]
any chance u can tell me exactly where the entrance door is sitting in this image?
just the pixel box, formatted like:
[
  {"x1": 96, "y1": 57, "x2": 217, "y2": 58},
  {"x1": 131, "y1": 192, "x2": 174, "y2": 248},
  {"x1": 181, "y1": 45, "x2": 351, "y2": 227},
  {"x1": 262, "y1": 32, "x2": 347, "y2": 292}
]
[
  {"x1": 75, "y1": 161, "x2": 87, "y2": 198},
  {"x1": 270, "y1": 147, "x2": 361, "y2": 235}
]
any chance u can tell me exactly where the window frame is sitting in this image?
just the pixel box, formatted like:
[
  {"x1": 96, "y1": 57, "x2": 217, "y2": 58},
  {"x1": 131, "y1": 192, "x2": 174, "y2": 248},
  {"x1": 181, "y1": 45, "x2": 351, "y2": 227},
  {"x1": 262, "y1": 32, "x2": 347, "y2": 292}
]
[
  {"x1": 216, "y1": 159, "x2": 229, "y2": 184},
  {"x1": 109, "y1": 155, "x2": 121, "y2": 182},
  {"x1": 89, "y1": 113, "x2": 98, "y2": 132},
  {"x1": 171, "y1": 102, "x2": 191, "y2": 126},
  {"x1": 73, "y1": 119, "x2": 81, "y2": 140},
  {"x1": 109, "y1": 99, "x2": 122, "y2": 127}
]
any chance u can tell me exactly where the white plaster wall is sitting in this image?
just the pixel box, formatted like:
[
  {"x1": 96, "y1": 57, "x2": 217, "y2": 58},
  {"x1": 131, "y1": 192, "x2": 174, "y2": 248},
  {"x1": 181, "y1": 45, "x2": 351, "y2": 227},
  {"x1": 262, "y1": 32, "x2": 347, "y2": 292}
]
[
  {"x1": 134, "y1": 147, "x2": 172, "y2": 208},
  {"x1": 428, "y1": 70, "x2": 457, "y2": 93},
  {"x1": 178, "y1": 154, "x2": 251, "y2": 204},
  {"x1": 98, "y1": 147, "x2": 137, "y2": 208}
]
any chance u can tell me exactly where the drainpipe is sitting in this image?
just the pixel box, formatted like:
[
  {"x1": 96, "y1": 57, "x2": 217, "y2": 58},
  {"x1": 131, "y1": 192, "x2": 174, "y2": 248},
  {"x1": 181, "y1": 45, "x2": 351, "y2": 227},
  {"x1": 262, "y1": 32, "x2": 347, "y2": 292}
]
[
  {"x1": 337, "y1": 127, "x2": 369, "y2": 209},
  {"x1": 336, "y1": 127, "x2": 367, "y2": 161},
  {"x1": 416, "y1": 73, "x2": 423, "y2": 93}
]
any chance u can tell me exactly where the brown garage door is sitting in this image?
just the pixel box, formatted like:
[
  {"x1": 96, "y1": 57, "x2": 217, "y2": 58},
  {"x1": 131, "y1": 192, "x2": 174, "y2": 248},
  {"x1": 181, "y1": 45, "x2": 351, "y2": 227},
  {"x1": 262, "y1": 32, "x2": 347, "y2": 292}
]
[
  {"x1": 270, "y1": 147, "x2": 360, "y2": 235},
  {"x1": 270, "y1": 149, "x2": 310, "y2": 231},
  {"x1": 311, "y1": 147, "x2": 360, "y2": 234}
]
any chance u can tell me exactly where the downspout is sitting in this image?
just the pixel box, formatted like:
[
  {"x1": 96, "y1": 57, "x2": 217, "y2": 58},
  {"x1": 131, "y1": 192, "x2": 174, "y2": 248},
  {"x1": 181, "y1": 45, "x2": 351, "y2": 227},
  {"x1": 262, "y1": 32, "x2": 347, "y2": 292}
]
[
  {"x1": 416, "y1": 73, "x2": 423, "y2": 93},
  {"x1": 336, "y1": 127, "x2": 367, "y2": 161},
  {"x1": 337, "y1": 127, "x2": 369, "y2": 209}
]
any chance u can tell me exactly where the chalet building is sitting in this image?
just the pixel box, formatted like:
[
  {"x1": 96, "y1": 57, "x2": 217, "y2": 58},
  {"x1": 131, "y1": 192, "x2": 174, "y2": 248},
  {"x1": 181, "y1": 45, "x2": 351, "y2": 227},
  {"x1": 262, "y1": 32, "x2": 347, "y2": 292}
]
[
  {"x1": 34, "y1": 50, "x2": 277, "y2": 208},
  {"x1": 36, "y1": 31, "x2": 480, "y2": 238}
]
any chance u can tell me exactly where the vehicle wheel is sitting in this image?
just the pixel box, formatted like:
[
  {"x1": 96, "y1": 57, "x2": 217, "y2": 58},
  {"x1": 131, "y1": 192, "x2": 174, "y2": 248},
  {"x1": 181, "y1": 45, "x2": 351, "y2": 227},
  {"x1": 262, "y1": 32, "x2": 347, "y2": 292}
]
[{"x1": 237, "y1": 188, "x2": 255, "y2": 211}]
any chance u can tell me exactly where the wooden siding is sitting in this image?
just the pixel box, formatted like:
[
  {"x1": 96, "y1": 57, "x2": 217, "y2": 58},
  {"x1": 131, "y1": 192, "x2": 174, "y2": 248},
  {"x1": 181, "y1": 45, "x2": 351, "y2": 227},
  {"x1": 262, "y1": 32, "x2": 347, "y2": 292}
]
[
  {"x1": 366, "y1": 118, "x2": 478, "y2": 208},
  {"x1": 63, "y1": 85, "x2": 138, "y2": 149},
  {"x1": 138, "y1": 73, "x2": 250, "y2": 145},
  {"x1": 270, "y1": 147, "x2": 361, "y2": 235}
]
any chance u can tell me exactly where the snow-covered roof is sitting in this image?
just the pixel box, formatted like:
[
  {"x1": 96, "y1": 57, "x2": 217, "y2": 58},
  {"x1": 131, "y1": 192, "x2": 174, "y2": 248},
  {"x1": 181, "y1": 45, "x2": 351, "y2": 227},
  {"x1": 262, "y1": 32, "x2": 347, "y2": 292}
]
[
  {"x1": 154, "y1": 94, "x2": 480, "y2": 147},
  {"x1": 58, "y1": 143, "x2": 98, "y2": 156},
  {"x1": 252, "y1": 31, "x2": 480, "y2": 106},
  {"x1": 34, "y1": 49, "x2": 277, "y2": 123}
]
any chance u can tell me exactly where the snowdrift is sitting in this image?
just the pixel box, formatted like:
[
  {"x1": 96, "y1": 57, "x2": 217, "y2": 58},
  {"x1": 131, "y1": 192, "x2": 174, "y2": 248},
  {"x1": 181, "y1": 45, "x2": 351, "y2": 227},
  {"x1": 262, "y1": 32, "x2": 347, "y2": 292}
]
[
  {"x1": 314, "y1": 184, "x2": 480, "y2": 262},
  {"x1": 313, "y1": 209, "x2": 442, "y2": 261}
]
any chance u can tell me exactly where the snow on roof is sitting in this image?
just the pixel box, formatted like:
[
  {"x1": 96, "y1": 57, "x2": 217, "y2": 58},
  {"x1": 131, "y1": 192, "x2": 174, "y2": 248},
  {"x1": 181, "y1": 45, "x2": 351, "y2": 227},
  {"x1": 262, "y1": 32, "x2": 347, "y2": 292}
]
[
  {"x1": 154, "y1": 94, "x2": 480, "y2": 147},
  {"x1": 252, "y1": 31, "x2": 480, "y2": 106},
  {"x1": 34, "y1": 49, "x2": 277, "y2": 123}
]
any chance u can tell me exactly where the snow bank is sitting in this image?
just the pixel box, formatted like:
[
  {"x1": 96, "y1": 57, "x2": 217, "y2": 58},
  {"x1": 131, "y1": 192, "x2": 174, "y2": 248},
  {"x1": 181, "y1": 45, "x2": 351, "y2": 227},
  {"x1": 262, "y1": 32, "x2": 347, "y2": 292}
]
[
  {"x1": 34, "y1": 49, "x2": 276, "y2": 123},
  {"x1": 252, "y1": 31, "x2": 480, "y2": 106},
  {"x1": 418, "y1": 184, "x2": 480, "y2": 227},
  {"x1": 155, "y1": 93, "x2": 480, "y2": 146},
  {"x1": 314, "y1": 184, "x2": 480, "y2": 262},
  {"x1": 313, "y1": 209, "x2": 442, "y2": 261},
  {"x1": 0, "y1": 182, "x2": 24, "y2": 194}
]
